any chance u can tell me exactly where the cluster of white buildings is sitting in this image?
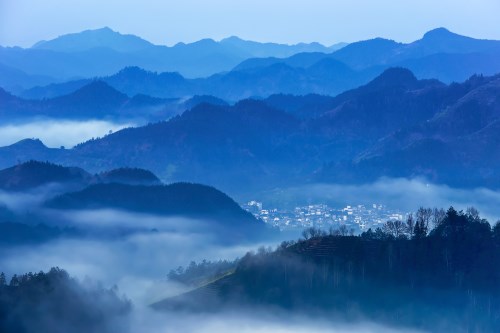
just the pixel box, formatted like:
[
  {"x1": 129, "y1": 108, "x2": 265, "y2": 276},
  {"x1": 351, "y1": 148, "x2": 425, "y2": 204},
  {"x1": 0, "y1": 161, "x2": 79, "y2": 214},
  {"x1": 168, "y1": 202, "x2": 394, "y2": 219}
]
[{"x1": 243, "y1": 201, "x2": 407, "y2": 233}]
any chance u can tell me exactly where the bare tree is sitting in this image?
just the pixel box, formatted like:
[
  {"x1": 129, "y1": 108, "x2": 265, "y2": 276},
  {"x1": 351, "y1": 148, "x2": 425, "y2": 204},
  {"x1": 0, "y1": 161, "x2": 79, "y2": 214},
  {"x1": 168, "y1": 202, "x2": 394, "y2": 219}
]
[
  {"x1": 466, "y1": 206, "x2": 480, "y2": 222},
  {"x1": 432, "y1": 207, "x2": 446, "y2": 228},
  {"x1": 339, "y1": 225, "x2": 349, "y2": 236},
  {"x1": 383, "y1": 220, "x2": 407, "y2": 238},
  {"x1": 416, "y1": 207, "x2": 433, "y2": 232}
]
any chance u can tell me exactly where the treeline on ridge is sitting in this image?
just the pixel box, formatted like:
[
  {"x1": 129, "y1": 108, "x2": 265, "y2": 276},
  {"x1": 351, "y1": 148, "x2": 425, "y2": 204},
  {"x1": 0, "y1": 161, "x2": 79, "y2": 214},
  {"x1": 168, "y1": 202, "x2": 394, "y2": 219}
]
[{"x1": 159, "y1": 207, "x2": 500, "y2": 332}]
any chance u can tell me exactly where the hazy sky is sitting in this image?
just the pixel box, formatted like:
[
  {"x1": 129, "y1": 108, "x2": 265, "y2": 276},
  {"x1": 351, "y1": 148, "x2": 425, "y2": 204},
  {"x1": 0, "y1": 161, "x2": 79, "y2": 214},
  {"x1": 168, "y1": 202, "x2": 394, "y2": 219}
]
[{"x1": 1, "y1": 0, "x2": 499, "y2": 47}]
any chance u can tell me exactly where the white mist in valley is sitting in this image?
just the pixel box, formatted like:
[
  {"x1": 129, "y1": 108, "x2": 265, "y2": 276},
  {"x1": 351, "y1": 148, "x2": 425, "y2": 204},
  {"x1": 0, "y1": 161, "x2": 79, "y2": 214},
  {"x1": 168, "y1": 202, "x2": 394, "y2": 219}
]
[
  {"x1": 128, "y1": 310, "x2": 427, "y2": 333},
  {"x1": 0, "y1": 207, "x2": 272, "y2": 305},
  {"x1": 0, "y1": 119, "x2": 134, "y2": 148}
]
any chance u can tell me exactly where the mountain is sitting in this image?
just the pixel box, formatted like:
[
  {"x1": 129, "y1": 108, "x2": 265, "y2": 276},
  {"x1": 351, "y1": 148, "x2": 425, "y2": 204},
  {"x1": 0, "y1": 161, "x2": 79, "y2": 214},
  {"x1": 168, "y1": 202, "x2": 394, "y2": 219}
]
[
  {"x1": 1, "y1": 81, "x2": 132, "y2": 120},
  {"x1": 45, "y1": 182, "x2": 265, "y2": 240},
  {"x1": 261, "y1": 93, "x2": 336, "y2": 119},
  {"x1": 18, "y1": 62, "x2": 378, "y2": 101},
  {"x1": 219, "y1": 36, "x2": 345, "y2": 58},
  {"x1": 1, "y1": 69, "x2": 499, "y2": 194},
  {"x1": 0, "y1": 161, "x2": 91, "y2": 191},
  {"x1": 0, "y1": 63, "x2": 56, "y2": 94},
  {"x1": 64, "y1": 100, "x2": 306, "y2": 193},
  {"x1": 0, "y1": 27, "x2": 341, "y2": 84},
  {"x1": 98, "y1": 167, "x2": 161, "y2": 185},
  {"x1": 319, "y1": 74, "x2": 500, "y2": 187},
  {"x1": 17, "y1": 28, "x2": 500, "y2": 103},
  {"x1": 1, "y1": 79, "x2": 225, "y2": 122},
  {"x1": 233, "y1": 28, "x2": 500, "y2": 84},
  {"x1": 0, "y1": 160, "x2": 166, "y2": 191},
  {"x1": 32, "y1": 27, "x2": 154, "y2": 52},
  {"x1": 46, "y1": 182, "x2": 252, "y2": 218},
  {"x1": 232, "y1": 52, "x2": 335, "y2": 72}
]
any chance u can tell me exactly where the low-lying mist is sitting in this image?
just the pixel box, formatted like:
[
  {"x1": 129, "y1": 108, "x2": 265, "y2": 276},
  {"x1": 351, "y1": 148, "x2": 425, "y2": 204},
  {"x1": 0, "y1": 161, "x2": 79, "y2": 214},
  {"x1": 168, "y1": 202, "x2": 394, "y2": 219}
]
[
  {"x1": 0, "y1": 119, "x2": 134, "y2": 148},
  {"x1": 127, "y1": 309, "x2": 426, "y2": 333},
  {"x1": 0, "y1": 208, "x2": 272, "y2": 305},
  {"x1": 3, "y1": 180, "x2": 493, "y2": 332}
]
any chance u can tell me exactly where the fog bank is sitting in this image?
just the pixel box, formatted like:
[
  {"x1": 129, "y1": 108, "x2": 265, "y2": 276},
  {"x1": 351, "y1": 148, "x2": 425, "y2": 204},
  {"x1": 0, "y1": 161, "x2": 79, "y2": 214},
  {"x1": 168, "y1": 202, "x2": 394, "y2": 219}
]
[{"x1": 0, "y1": 119, "x2": 133, "y2": 148}]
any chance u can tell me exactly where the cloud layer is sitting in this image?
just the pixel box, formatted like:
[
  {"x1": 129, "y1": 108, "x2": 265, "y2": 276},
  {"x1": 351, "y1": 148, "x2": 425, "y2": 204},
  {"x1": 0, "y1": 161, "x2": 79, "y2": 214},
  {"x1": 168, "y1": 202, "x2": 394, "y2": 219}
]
[{"x1": 0, "y1": 120, "x2": 133, "y2": 148}]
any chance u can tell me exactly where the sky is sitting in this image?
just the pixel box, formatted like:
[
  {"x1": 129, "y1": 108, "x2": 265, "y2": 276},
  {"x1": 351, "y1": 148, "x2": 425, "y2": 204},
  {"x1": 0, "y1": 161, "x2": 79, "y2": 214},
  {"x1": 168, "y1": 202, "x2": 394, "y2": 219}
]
[{"x1": 1, "y1": 0, "x2": 499, "y2": 47}]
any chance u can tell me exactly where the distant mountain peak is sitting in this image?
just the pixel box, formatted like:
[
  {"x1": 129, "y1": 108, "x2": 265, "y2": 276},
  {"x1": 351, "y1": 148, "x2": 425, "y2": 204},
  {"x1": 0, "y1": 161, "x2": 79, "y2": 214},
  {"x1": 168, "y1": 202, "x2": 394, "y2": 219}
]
[
  {"x1": 423, "y1": 27, "x2": 454, "y2": 39},
  {"x1": 76, "y1": 80, "x2": 125, "y2": 95},
  {"x1": 116, "y1": 66, "x2": 151, "y2": 76},
  {"x1": 0, "y1": 160, "x2": 91, "y2": 191},
  {"x1": 368, "y1": 67, "x2": 418, "y2": 88},
  {"x1": 221, "y1": 36, "x2": 244, "y2": 43},
  {"x1": 94, "y1": 26, "x2": 114, "y2": 32},
  {"x1": 9, "y1": 138, "x2": 47, "y2": 149},
  {"x1": 32, "y1": 27, "x2": 153, "y2": 52}
]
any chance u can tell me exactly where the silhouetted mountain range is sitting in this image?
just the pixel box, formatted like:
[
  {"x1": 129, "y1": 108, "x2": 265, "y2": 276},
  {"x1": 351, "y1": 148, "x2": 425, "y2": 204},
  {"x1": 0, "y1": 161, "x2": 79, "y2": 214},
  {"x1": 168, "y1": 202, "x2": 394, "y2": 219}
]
[
  {"x1": 1, "y1": 69, "x2": 499, "y2": 194},
  {"x1": 0, "y1": 161, "x2": 162, "y2": 190},
  {"x1": 0, "y1": 80, "x2": 229, "y2": 121},
  {"x1": 45, "y1": 182, "x2": 266, "y2": 240},
  {"x1": 230, "y1": 28, "x2": 500, "y2": 83},
  {"x1": 98, "y1": 167, "x2": 161, "y2": 185},
  {"x1": 46, "y1": 182, "x2": 256, "y2": 221},
  {"x1": 0, "y1": 161, "x2": 91, "y2": 191},
  {"x1": 320, "y1": 73, "x2": 500, "y2": 186},
  {"x1": 17, "y1": 63, "x2": 377, "y2": 102},
  {"x1": 6, "y1": 28, "x2": 498, "y2": 105},
  {"x1": 2, "y1": 27, "x2": 498, "y2": 100},
  {"x1": 0, "y1": 160, "x2": 266, "y2": 242},
  {"x1": 0, "y1": 27, "x2": 344, "y2": 90}
]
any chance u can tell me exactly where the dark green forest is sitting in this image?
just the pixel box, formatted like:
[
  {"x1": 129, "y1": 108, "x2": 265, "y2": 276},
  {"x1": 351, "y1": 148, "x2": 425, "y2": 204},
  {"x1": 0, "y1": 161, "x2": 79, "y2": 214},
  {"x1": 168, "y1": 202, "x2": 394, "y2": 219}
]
[{"x1": 0, "y1": 268, "x2": 131, "y2": 333}]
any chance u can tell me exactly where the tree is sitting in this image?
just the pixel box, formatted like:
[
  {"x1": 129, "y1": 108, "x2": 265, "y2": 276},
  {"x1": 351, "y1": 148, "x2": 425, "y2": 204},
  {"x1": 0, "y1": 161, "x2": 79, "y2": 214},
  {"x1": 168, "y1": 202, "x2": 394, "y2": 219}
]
[
  {"x1": 416, "y1": 207, "x2": 432, "y2": 232},
  {"x1": 0, "y1": 273, "x2": 6, "y2": 286},
  {"x1": 413, "y1": 207, "x2": 432, "y2": 239},
  {"x1": 9, "y1": 274, "x2": 19, "y2": 287},
  {"x1": 413, "y1": 220, "x2": 426, "y2": 239},
  {"x1": 406, "y1": 213, "x2": 415, "y2": 238},
  {"x1": 338, "y1": 225, "x2": 349, "y2": 236},
  {"x1": 432, "y1": 207, "x2": 446, "y2": 227},
  {"x1": 302, "y1": 227, "x2": 326, "y2": 240},
  {"x1": 466, "y1": 206, "x2": 480, "y2": 222},
  {"x1": 383, "y1": 220, "x2": 407, "y2": 239}
]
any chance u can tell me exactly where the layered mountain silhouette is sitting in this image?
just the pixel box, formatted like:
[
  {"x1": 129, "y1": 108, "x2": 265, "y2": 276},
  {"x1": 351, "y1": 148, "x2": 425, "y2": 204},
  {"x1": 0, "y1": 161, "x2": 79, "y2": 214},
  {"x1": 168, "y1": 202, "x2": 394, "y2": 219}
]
[
  {"x1": 319, "y1": 73, "x2": 500, "y2": 187},
  {"x1": 0, "y1": 160, "x2": 91, "y2": 191},
  {"x1": 0, "y1": 27, "x2": 343, "y2": 88},
  {"x1": 32, "y1": 27, "x2": 154, "y2": 53},
  {"x1": 46, "y1": 182, "x2": 255, "y2": 220},
  {"x1": 0, "y1": 160, "x2": 267, "y2": 243},
  {"x1": 0, "y1": 161, "x2": 163, "y2": 190},
  {"x1": 1, "y1": 69, "x2": 499, "y2": 194},
  {"x1": 8, "y1": 28, "x2": 498, "y2": 104},
  {"x1": 98, "y1": 167, "x2": 161, "y2": 185},
  {"x1": 18, "y1": 63, "x2": 377, "y2": 102},
  {"x1": 45, "y1": 182, "x2": 266, "y2": 240},
  {"x1": 2, "y1": 27, "x2": 499, "y2": 99},
  {"x1": 1, "y1": 80, "x2": 228, "y2": 121},
  {"x1": 230, "y1": 28, "x2": 500, "y2": 83}
]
